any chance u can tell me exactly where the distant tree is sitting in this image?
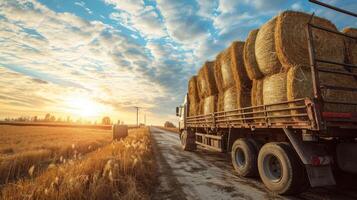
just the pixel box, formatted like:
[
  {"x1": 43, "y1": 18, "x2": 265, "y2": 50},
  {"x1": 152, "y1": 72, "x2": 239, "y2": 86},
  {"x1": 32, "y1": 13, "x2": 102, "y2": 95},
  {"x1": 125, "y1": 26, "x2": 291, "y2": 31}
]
[
  {"x1": 33, "y1": 116, "x2": 38, "y2": 122},
  {"x1": 164, "y1": 121, "x2": 175, "y2": 128},
  {"x1": 49, "y1": 116, "x2": 56, "y2": 122},
  {"x1": 102, "y1": 116, "x2": 111, "y2": 125},
  {"x1": 45, "y1": 113, "x2": 51, "y2": 121}
]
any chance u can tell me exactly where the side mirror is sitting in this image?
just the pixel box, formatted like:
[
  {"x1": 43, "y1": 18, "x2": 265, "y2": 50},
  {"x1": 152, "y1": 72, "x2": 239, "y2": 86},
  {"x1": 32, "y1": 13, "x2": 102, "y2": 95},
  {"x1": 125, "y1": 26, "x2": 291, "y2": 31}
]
[{"x1": 176, "y1": 107, "x2": 180, "y2": 116}]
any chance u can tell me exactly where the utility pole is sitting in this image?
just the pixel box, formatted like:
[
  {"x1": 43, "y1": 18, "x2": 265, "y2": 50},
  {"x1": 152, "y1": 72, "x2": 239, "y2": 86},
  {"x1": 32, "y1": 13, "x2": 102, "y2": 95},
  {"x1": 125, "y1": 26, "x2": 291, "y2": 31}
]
[{"x1": 134, "y1": 106, "x2": 140, "y2": 127}]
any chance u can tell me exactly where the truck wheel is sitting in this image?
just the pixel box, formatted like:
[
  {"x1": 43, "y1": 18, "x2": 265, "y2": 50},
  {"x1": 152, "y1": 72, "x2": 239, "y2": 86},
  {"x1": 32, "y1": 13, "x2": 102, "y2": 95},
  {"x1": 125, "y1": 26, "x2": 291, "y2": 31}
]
[
  {"x1": 180, "y1": 130, "x2": 196, "y2": 151},
  {"x1": 231, "y1": 139, "x2": 258, "y2": 177},
  {"x1": 258, "y1": 142, "x2": 308, "y2": 194},
  {"x1": 247, "y1": 138, "x2": 262, "y2": 153}
]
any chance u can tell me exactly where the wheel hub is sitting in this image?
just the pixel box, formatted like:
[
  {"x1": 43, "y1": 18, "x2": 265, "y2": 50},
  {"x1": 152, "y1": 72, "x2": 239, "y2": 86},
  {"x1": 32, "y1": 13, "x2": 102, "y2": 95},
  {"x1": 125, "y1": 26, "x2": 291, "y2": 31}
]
[
  {"x1": 263, "y1": 154, "x2": 282, "y2": 182},
  {"x1": 235, "y1": 148, "x2": 246, "y2": 168}
]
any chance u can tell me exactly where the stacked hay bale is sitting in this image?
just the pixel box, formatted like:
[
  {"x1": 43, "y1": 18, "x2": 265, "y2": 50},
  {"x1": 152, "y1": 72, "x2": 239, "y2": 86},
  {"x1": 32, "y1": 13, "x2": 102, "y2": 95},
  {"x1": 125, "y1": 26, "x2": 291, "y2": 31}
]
[
  {"x1": 215, "y1": 41, "x2": 252, "y2": 122},
  {"x1": 197, "y1": 61, "x2": 218, "y2": 115},
  {"x1": 188, "y1": 10, "x2": 357, "y2": 122},
  {"x1": 275, "y1": 11, "x2": 357, "y2": 115},
  {"x1": 254, "y1": 16, "x2": 290, "y2": 122},
  {"x1": 187, "y1": 76, "x2": 200, "y2": 116},
  {"x1": 342, "y1": 27, "x2": 357, "y2": 65},
  {"x1": 244, "y1": 29, "x2": 264, "y2": 123}
]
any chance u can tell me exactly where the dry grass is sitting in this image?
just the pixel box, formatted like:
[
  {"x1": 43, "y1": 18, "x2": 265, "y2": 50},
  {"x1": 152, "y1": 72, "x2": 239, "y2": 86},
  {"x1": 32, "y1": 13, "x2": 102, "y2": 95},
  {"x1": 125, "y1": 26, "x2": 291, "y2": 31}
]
[
  {"x1": 0, "y1": 127, "x2": 156, "y2": 200},
  {"x1": 0, "y1": 126, "x2": 111, "y2": 184}
]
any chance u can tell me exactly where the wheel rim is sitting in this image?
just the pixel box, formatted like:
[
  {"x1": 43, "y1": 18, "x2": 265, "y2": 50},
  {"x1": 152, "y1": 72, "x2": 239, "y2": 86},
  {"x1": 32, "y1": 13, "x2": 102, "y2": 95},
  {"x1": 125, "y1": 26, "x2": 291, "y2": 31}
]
[
  {"x1": 263, "y1": 154, "x2": 282, "y2": 182},
  {"x1": 235, "y1": 148, "x2": 246, "y2": 168}
]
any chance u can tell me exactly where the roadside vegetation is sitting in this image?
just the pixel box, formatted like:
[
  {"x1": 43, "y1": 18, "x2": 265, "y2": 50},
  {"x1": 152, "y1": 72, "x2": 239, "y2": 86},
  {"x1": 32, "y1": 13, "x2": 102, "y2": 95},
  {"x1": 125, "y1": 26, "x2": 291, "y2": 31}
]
[
  {"x1": 0, "y1": 126, "x2": 111, "y2": 184},
  {"x1": 0, "y1": 127, "x2": 156, "y2": 200}
]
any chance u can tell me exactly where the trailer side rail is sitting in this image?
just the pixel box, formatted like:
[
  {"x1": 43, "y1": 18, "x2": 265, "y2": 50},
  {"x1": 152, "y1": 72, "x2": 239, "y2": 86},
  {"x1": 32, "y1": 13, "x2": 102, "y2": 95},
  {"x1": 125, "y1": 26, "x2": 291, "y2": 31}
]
[
  {"x1": 306, "y1": 2, "x2": 357, "y2": 130},
  {"x1": 187, "y1": 98, "x2": 318, "y2": 130}
]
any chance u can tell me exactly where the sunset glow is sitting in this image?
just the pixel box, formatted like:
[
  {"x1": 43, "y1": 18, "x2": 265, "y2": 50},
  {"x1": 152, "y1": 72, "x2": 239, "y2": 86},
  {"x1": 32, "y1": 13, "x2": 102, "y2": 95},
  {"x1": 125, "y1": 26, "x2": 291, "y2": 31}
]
[{"x1": 65, "y1": 96, "x2": 107, "y2": 118}]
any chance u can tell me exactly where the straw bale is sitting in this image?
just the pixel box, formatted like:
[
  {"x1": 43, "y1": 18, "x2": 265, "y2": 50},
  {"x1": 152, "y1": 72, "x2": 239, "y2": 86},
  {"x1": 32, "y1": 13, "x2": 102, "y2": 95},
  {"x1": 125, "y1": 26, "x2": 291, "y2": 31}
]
[
  {"x1": 215, "y1": 50, "x2": 235, "y2": 93},
  {"x1": 287, "y1": 66, "x2": 357, "y2": 114},
  {"x1": 188, "y1": 76, "x2": 200, "y2": 116},
  {"x1": 263, "y1": 72, "x2": 290, "y2": 122},
  {"x1": 231, "y1": 41, "x2": 252, "y2": 90},
  {"x1": 203, "y1": 95, "x2": 217, "y2": 115},
  {"x1": 244, "y1": 29, "x2": 264, "y2": 80},
  {"x1": 223, "y1": 87, "x2": 238, "y2": 112},
  {"x1": 255, "y1": 17, "x2": 282, "y2": 76},
  {"x1": 342, "y1": 27, "x2": 357, "y2": 65},
  {"x1": 275, "y1": 11, "x2": 345, "y2": 71},
  {"x1": 251, "y1": 79, "x2": 264, "y2": 123},
  {"x1": 217, "y1": 92, "x2": 224, "y2": 112},
  {"x1": 215, "y1": 42, "x2": 251, "y2": 92},
  {"x1": 197, "y1": 61, "x2": 218, "y2": 98}
]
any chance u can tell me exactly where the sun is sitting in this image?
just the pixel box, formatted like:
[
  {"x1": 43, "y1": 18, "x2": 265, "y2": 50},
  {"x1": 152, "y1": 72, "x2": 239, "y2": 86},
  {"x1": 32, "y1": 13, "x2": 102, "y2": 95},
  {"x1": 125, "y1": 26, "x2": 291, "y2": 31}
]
[{"x1": 65, "y1": 96, "x2": 103, "y2": 118}]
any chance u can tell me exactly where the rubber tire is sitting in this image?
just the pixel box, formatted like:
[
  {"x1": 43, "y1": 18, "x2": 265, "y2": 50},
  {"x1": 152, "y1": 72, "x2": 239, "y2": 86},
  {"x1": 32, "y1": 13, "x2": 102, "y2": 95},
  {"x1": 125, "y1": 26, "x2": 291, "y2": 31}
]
[
  {"x1": 258, "y1": 142, "x2": 309, "y2": 195},
  {"x1": 231, "y1": 139, "x2": 259, "y2": 177},
  {"x1": 181, "y1": 131, "x2": 196, "y2": 151},
  {"x1": 247, "y1": 138, "x2": 262, "y2": 153}
]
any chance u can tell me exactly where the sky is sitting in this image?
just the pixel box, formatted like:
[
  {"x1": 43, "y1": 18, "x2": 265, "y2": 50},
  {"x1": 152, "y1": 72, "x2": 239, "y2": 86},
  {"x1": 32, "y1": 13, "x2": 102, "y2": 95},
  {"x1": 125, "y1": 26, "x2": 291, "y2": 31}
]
[{"x1": 0, "y1": 0, "x2": 356, "y2": 125}]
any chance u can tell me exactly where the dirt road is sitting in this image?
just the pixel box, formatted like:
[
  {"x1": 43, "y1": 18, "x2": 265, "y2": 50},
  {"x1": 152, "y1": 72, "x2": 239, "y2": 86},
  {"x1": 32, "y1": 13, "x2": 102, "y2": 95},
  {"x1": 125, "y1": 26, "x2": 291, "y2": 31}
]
[{"x1": 150, "y1": 127, "x2": 357, "y2": 200}]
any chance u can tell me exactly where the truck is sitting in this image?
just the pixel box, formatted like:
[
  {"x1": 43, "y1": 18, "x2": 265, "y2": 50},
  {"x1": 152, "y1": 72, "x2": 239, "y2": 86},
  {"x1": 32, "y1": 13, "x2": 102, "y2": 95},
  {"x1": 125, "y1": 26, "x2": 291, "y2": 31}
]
[{"x1": 176, "y1": 0, "x2": 357, "y2": 195}]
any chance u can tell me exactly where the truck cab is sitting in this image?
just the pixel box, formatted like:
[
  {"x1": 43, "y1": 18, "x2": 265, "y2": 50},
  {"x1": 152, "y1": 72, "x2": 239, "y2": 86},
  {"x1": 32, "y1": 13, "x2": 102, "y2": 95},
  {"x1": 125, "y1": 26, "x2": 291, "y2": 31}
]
[{"x1": 176, "y1": 95, "x2": 187, "y2": 132}]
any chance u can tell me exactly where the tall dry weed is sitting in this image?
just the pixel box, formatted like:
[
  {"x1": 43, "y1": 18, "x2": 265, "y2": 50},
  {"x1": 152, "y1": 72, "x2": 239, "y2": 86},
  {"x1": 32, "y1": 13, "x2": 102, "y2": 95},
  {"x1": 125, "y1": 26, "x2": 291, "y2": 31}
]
[{"x1": 1, "y1": 128, "x2": 156, "y2": 200}]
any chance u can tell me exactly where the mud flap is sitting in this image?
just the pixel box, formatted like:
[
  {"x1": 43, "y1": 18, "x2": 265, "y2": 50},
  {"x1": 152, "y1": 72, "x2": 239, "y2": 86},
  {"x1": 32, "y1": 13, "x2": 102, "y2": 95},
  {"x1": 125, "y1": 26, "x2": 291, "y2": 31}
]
[
  {"x1": 283, "y1": 128, "x2": 336, "y2": 187},
  {"x1": 305, "y1": 165, "x2": 336, "y2": 187}
]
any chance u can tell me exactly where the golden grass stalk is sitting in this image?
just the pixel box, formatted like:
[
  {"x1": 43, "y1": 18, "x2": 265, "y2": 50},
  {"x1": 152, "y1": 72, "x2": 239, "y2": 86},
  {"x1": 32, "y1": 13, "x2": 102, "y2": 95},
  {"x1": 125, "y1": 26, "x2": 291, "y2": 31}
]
[{"x1": 1, "y1": 128, "x2": 156, "y2": 200}]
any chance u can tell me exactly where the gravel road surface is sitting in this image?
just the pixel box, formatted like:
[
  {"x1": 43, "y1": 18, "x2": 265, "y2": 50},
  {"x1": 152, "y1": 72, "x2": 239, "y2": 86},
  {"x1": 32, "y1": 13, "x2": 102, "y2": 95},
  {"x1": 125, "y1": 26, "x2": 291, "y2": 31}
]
[{"x1": 150, "y1": 127, "x2": 357, "y2": 200}]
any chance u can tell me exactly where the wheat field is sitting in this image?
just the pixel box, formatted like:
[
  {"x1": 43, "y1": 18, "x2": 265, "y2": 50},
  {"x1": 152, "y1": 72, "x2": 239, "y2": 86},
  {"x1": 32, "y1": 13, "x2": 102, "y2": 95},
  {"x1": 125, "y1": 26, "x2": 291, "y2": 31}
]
[
  {"x1": 0, "y1": 125, "x2": 112, "y2": 185},
  {"x1": 0, "y1": 126, "x2": 156, "y2": 200}
]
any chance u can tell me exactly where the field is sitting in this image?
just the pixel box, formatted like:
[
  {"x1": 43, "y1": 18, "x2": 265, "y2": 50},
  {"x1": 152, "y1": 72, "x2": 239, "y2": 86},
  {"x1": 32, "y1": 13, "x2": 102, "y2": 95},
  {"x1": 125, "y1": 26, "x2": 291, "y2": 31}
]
[{"x1": 0, "y1": 125, "x2": 156, "y2": 200}]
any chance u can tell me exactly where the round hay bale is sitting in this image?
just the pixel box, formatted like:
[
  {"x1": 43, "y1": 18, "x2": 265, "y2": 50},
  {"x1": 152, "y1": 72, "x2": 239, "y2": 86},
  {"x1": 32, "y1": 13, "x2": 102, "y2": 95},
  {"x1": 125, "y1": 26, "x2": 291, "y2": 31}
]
[
  {"x1": 275, "y1": 11, "x2": 345, "y2": 71},
  {"x1": 230, "y1": 41, "x2": 252, "y2": 91},
  {"x1": 198, "y1": 99, "x2": 204, "y2": 115},
  {"x1": 223, "y1": 87, "x2": 238, "y2": 112},
  {"x1": 251, "y1": 79, "x2": 264, "y2": 107},
  {"x1": 197, "y1": 61, "x2": 218, "y2": 98},
  {"x1": 237, "y1": 89, "x2": 251, "y2": 109},
  {"x1": 188, "y1": 76, "x2": 200, "y2": 116},
  {"x1": 255, "y1": 17, "x2": 282, "y2": 76},
  {"x1": 263, "y1": 72, "x2": 290, "y2": 122},
  {"x1": 287, "y1": 67, "x2": 313, "y2": 121},
  {"x1": 203, "y1": 95, "x2": 217, "y2": 115},
  {"x1": 244, "y1": 29, "x2": 264, "y2": 80},
  {"x1": 342, "y1": 27, "x2": 357, "y2": 65},
  {"x1": 217, "y1": 92, "x2": 224, "y2": 112},
  {"x1": 215, "y1": 49, "x2": 235, "y2": 93},
  {"x1": 251, "y1": 79, "x2": 264, "y2": 123},
  {"x1": 287, "y1": 66, "x2": 357, "y2": 114}
]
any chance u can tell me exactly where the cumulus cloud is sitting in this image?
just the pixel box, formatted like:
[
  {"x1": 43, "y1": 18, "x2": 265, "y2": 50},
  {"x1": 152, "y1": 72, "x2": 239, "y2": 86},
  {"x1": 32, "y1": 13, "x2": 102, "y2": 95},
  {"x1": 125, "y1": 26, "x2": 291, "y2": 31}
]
[
  {"x1": 0, "y1": 0, "x2": 170, "y2": 122},
  {"x1": 106, "y1": 0, "x2": 166, "y2": 39}
]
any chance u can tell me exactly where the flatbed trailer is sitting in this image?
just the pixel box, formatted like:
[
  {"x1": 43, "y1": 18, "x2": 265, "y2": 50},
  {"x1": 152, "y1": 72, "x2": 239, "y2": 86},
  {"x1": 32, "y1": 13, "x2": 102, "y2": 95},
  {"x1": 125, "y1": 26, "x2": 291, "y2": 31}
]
[{"x1": 176, "y1": 0, "x2": 357, "y2": 195}]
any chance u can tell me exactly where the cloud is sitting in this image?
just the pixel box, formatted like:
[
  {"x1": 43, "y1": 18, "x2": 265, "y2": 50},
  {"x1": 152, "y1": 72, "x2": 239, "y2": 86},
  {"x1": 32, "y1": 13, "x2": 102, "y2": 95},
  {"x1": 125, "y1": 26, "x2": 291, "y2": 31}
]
[
  {"x1": 106, "y1": 1, "x2": 166, "y2": 38},
  {"x1": 74, "y1": 1, "x2": 93, "y2": 15},
  {"x1": 104, "y1": 0, "x2": 144, "y2": 14},
  {"x1": 157, "y1": 0, "x2": 210, "y2": 43},
  {"x1": 0, "y1": 0, "x2": 170, "y2": 122}
]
